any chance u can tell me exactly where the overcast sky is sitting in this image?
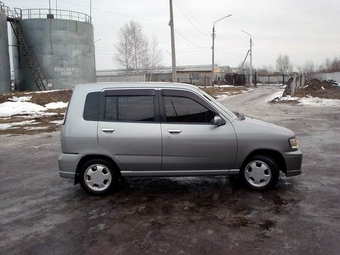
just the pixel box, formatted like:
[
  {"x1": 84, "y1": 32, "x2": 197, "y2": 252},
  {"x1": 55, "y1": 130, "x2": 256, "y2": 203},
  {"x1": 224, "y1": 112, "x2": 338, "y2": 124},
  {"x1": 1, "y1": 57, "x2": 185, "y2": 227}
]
[{"x1": 6, "y1": 0, "x2": 340, "y2": 70}]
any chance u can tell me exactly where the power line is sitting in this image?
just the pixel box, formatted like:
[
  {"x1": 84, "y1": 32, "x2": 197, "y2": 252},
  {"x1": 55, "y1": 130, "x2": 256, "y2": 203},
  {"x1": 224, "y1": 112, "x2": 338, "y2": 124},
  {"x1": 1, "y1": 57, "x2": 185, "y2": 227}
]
[
  {"x1": 178, "y1": 0, "x2": 209, "y2": 31},
  {"x1": 174, "y1": 29, "x2": 209, "y2": 49},
  {"x1": 58, "y1": 0, "x2": 167, "y2": 25},
  {"x1": 173, "y1": 0, "x2": 208, "y2": 35}
]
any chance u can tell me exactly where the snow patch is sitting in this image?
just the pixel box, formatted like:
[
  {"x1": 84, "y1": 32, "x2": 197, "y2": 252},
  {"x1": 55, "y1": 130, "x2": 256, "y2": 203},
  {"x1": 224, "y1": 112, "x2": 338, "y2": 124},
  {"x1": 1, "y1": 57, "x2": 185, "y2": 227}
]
[
  {"x1": 0, "y1": 120, "x2": 39, "y2": 130},
  {"x1": 0, "y1": 102, "x2": 45, "y2": 117},
  {"x1": 269, "y1": 94, "x2": 340, "y2": 107},
  {"x1": 8, "y1": 96, "x2": 32, "y2": 102},
  {"x1": 45, "y1": 102, "x2": 68, "y2": 109}
]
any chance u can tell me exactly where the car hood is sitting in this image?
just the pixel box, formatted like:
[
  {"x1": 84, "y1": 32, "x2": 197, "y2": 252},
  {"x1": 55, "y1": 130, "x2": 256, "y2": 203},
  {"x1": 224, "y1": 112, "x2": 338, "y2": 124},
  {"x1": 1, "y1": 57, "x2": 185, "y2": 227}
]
[{"x1": 233, "y1": 115, "x2": 295, "y2": 137}]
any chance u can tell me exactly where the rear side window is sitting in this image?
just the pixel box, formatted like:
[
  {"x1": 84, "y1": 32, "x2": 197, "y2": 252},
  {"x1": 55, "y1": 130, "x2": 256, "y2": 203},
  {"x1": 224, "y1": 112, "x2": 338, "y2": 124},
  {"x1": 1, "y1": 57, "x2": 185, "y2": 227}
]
[
  {"x1": 105, "y1": 96, "x2": 155, "y2": 122},
  {"x1": 83, "y1": 92, "x2": 101, "y2": 121}
]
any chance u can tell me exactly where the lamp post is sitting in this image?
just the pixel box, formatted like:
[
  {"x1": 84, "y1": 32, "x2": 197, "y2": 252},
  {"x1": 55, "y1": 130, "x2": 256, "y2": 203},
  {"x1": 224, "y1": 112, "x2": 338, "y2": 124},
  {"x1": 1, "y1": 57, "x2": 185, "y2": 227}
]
[
  {"x1": 241, "y1": 30, "x2": 252, "y2": 86},
  {"x1": 212, "y1": 14, "x2": 232, "y2": 86}
]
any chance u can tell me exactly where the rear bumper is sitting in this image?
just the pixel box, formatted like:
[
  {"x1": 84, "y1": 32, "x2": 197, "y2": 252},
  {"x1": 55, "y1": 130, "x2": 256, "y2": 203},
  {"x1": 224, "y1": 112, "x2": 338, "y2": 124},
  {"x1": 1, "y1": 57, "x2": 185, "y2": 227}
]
[
  {"x1": 283, "y1": 150, "x2": 303, "y2": 177},
  {"x1": 58, "y1": 153, "x2": 80, "y2": 179}
]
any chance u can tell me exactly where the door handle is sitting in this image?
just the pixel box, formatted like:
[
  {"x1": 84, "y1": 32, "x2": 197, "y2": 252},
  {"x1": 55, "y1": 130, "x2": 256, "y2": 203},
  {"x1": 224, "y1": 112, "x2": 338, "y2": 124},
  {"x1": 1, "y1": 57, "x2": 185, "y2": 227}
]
[
  {"x1": 168, "y1": 129, "x2": 182, "y2": 134},
  {"x1": 101, "y1": 128, "x2": 115, "y2": 133}
]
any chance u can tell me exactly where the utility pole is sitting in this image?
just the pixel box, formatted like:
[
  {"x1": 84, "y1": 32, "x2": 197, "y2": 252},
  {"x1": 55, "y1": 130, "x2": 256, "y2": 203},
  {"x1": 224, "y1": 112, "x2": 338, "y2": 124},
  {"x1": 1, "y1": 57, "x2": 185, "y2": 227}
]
[
  {"x1": 169, "y1": 0, "x2": 177, "y2": 82},
  {"x1": 241, "y1": 30, "x2": 253, "y2": 86}
]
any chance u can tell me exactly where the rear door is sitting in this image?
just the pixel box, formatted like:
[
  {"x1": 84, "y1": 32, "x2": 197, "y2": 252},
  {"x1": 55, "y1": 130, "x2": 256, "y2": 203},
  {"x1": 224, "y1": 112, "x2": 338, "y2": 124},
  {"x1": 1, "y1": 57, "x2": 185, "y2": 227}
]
[
  {"x1": 160, "y1": 89, "x2": 237, "y2": 171},
  {"x1": 97, "y1": 89, "x2": 162, "y2": 171}
]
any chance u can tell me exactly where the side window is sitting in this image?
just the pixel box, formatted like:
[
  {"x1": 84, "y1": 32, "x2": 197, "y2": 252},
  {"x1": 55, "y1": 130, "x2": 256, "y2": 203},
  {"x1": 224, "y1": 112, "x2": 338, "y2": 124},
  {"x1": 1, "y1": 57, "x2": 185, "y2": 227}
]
[
  {"x1": 83, "y1": 92, "x2": 101, "y2": 121},
  {"x1": 105, "y1": 96, "x2": 155, "y2": 122},
  {"x1": 164, "y1": 96, "x2": 215, "y2": 123}
]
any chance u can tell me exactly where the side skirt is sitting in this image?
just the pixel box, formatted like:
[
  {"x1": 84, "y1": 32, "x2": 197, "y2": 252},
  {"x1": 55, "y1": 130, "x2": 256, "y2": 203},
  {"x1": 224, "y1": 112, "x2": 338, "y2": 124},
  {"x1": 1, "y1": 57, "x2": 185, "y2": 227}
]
[{"x1": 121, "y1": 169, "x2": 239, "y2": 177}]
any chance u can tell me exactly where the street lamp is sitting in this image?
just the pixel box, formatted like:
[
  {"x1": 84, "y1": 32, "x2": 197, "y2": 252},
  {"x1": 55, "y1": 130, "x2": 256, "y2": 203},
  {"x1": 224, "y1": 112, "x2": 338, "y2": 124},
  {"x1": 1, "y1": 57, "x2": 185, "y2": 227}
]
[
  {"x1": 241, "y1": 30, "x2": 253, "y2": 86},
  {"x1": 212, "y1": 14, "x2": 232, "y2": 86}
]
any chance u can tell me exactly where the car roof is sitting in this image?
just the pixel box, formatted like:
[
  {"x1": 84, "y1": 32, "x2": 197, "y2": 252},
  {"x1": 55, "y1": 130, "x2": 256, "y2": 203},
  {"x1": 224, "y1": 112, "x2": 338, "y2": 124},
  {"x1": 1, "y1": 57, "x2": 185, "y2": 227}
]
[{"x1": 73, "y1": 82, "x2": 201, "y2": 93}]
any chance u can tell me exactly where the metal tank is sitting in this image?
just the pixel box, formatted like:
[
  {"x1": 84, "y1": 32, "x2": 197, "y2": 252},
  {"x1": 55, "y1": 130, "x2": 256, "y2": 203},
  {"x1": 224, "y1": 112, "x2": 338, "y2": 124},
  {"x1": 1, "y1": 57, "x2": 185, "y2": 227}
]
[
  {"x1": 12, "y1": 8, "x2": 95, "y2": 91},
  {"x1": 0, "y1": 2, "x2": 11, "y2": 93}
]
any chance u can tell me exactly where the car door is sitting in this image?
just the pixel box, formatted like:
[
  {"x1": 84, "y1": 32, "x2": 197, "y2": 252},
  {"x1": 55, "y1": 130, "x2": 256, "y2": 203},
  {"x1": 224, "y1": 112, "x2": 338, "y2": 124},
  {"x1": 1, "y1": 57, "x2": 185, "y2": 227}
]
[
  {"x1": 160, "y1": 89, "x2": 237, "y2": 171},
  {"x1": 97, "y1": 89, "x2": 162, "y2": 171}
]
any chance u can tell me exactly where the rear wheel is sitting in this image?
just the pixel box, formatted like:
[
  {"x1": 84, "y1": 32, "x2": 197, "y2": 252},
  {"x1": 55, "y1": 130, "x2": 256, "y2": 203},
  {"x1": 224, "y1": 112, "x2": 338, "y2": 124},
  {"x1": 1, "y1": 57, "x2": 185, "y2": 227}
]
[
  {"x1": 79, "y1": 159, "x2": 118, "y2": 195},
  {"x1": 241, "y1": 155, "x2": 279, "y2": 190}
]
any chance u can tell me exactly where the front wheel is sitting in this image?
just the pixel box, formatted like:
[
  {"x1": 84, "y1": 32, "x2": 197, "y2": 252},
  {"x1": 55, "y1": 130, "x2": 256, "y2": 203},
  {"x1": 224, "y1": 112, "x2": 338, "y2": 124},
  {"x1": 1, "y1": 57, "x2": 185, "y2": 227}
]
[
  {"x1": 240, "y1": 155, "x2": 279, "y2": 190},
  {"x1": 79, "y1": 159, "x2": 118, "y2": 195}
]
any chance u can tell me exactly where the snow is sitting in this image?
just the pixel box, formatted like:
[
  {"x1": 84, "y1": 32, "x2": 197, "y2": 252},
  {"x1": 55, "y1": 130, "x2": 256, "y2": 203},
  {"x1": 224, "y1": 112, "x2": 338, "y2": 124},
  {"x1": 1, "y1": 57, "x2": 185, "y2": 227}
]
[
  {"x1": 0, "y1": 101, "x2": 46, "y2": 117},
  {"x1": 0, "y1": 120, "x2": 39, "y2": 130},
  {"x1": 0, "y1": 95, "x2": 67, "y2": 131},
  {"x1": 8, "y1": 96, "x2": 32, "y2": 102},
  {"x1": 269, "y1": 91, "x2": 340, "y2": 107},
  {"x1": 0, "y1": 96, "x2": 67, "y2": 117},
  {"x1": 45, "y1": 102, "x2": 68, "y2": 109},
  {"x1": 299, "y1": 97, "x2": 340, "y2": 107}
]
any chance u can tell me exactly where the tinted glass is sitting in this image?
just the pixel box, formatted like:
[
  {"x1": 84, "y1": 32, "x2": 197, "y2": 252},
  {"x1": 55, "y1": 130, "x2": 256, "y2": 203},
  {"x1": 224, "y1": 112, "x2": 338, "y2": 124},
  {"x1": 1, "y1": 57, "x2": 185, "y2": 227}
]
[
  {"x1": 83, "y1": 92, "x2": 101, "y2": 121},
  {"x1": 164, "y1": 96, "x2": 215, "y2": 123},
  {"x1": 105, "y1": 96, "x2": 154, "y2": 122}
]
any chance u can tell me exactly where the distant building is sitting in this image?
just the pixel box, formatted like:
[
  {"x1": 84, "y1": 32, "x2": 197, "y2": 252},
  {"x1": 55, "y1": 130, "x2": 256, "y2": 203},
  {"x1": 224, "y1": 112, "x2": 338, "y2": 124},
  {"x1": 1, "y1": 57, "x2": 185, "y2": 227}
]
[
  {"x1": 257, "y1": 72, "x2": 282, "y2": 84},
  {"x1": 96, "y1": 65, "x2": 239, "y2": 86}
]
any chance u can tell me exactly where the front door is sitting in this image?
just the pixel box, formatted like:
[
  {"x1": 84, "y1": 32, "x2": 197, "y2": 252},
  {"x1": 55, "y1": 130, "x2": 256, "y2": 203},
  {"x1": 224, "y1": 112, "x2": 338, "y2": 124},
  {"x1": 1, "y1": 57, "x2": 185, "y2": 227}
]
[{"x1": 160, "y1": 90, "x2": 237, "y2": 171}]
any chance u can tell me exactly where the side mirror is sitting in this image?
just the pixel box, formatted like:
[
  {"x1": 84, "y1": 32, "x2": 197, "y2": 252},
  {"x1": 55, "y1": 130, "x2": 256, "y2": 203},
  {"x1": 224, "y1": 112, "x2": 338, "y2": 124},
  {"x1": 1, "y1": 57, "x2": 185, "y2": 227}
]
[{"x1": 213, "y1": 116, "x2": 225, "y2": 126}]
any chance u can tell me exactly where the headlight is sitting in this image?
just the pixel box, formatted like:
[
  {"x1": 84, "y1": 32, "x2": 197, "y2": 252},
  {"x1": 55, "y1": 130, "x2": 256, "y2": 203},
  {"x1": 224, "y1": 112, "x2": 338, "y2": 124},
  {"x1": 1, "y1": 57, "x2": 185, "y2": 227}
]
[{"x1": 289, "y1": 138, "x2": 299, "y2": 150}]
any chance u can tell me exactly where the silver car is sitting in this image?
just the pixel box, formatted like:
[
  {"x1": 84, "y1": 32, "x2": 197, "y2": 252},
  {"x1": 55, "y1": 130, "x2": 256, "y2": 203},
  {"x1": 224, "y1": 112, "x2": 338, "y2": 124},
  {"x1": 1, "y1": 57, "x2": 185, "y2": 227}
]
[{"x1": 58, "y1": 83, "x2": 302, "y2": 195}]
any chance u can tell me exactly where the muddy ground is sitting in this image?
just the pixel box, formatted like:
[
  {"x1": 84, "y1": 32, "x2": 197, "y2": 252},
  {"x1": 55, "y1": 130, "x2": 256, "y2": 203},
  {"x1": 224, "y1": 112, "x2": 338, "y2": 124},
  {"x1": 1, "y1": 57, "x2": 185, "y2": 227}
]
[{"x1": 0, "y1": 84, "x2": 340, "y2": 254}]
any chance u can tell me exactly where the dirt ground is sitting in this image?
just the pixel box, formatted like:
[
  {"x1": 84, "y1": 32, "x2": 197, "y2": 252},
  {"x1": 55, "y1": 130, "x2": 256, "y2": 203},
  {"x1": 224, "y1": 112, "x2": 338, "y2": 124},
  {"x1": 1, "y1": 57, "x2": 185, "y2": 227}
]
[
  {"x1": 0, "y1": 84, "x2": 340, "y2": 254},
  {"x1": 294, "y1": 79, "x2": 340, "y2": 99}
]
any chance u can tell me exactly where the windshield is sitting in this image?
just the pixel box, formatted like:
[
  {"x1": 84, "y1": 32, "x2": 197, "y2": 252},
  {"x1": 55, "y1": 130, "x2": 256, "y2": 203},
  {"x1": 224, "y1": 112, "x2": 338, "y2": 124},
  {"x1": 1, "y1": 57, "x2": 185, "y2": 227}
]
[{"x1": 197, "y1": 88, "x2": 238, "y2": 120}]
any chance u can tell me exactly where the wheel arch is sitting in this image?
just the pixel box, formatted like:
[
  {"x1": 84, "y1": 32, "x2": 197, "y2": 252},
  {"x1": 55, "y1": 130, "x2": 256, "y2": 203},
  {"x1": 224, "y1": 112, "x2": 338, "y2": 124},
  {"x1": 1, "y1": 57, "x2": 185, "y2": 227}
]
[
  {"x1": 242, "y1": 149, "x2": 287, "y2": 173},
  {"x1": 74, "y1": 155, "x2": 121, "y2": 185}
]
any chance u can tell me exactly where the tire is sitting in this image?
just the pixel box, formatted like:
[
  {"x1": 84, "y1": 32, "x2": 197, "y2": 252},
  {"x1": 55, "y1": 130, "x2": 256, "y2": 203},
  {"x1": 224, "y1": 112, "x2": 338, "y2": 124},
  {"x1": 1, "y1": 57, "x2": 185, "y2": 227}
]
[
  {"x1": 240, "y1": 155, "x2": 279, "y2": 190},
  {"x1": 79, "y1": 159, "x2": 118, "y2": 195}
]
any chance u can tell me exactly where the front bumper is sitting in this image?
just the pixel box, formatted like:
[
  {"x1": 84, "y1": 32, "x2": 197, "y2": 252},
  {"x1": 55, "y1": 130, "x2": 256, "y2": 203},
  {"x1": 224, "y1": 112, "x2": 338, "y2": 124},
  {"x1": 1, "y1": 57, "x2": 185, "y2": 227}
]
[{"x1": 283, "y1": 150, "x2": 303, "y2": 177}]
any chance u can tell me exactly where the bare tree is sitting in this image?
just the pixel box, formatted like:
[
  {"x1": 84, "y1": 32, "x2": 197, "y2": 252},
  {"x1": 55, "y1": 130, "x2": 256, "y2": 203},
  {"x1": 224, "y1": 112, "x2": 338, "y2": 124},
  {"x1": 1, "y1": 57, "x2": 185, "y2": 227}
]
[
  {"x1": 146, "y1": 37, "x2": 163, "y2": 81},
  {"x1": 303, "y1": 60, "x2": 315, "y2": 80},
  {"x1": 317, "y1": 56, "x2": 340, "y2": 72},
  {"x1": 331, "y1": 56, "x2": 340, "y2": 72},
  {"x1": 297, "y1": 60, "x2": 315, "y2": 81},
  {"x1": 258, "y1": 65, "x2": 275, "y2": 75},
  {"x1": 115, "y1": 25, "x2": 133, "y2": 71},
  {"x1": 114, "y1": 21, "x2": 162, "y2": 74},
  {"x1": 276, "y1": 54, "x2": 292, "y2": 85}
]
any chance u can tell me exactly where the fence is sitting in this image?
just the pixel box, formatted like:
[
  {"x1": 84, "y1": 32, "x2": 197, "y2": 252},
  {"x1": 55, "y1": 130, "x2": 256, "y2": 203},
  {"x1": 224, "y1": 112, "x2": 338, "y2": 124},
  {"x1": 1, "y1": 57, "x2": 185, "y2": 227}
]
[{"x1": 310, "y1": 72, "x2": 340, "y2": 82}]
